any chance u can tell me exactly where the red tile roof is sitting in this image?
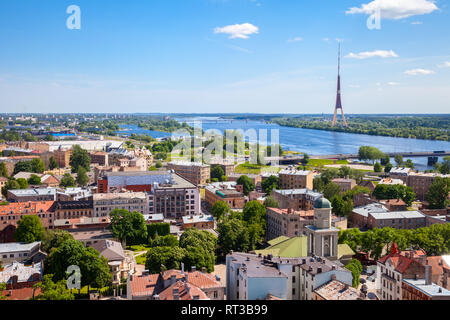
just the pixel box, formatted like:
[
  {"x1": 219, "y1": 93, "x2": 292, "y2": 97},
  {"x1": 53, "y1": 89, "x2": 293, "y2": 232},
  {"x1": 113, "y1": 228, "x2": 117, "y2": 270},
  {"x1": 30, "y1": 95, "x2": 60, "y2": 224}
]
[
  {"x1": 378, "y1": 243, "x2": 427, "y2": 273},
  {"x1": 0, "y1": 201, "x2": 55, "y2": 216},
  {"x1": 129, "y1": 274, "x2": 160, "y2": 298},
  {"x1": 159, "y1": 281, "x2": 208, "y2": 300},
  {"x1": 186, "y1": 271, "x2": 222, "y2": 290}
]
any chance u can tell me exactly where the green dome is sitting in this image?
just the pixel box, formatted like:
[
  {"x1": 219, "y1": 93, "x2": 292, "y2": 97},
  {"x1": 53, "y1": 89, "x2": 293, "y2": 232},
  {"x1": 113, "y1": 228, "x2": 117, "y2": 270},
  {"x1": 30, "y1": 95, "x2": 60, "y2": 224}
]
[{"x1": 314, "y1": 197, "x2": 332, "y2": 209}]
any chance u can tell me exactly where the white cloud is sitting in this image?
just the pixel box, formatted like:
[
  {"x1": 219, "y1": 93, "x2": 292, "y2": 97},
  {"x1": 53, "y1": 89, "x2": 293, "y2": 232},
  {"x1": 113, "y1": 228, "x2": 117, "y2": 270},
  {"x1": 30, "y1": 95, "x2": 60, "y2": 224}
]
[
  {"x1": 404, "y1": 68, "x2": 436, "y2": 75},
  {"x1": 214, "y1": 23, "x2": 259, "y2": 39},
  {"x1": 288, "y1": 37, "x2": 303, "y2": 43},
  {"x1": 437, "y1": 61, "x2": 450, "y2": 68},
  {"x1": 411, "y1": 21, "x2": 423, "y2": 24},
  {"x1": 346, "y1": 0, "x2": 438, "y2": 20},
  {"x1": 388, "y1": 82, "x2": 400, "y2": 86},
  {"x1": 346, "y1": 50, "x2": 399, "y2": 59}
]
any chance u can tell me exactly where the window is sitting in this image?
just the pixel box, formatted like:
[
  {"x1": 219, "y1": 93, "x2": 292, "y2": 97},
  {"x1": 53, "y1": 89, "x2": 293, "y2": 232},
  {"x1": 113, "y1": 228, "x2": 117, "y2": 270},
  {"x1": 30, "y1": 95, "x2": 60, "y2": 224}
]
[
  {"x1": 292, "y1": 276, "x2": 296, "y2": 283},
  {"x1": 214, "y1": 291, "x2": 218, "y2": 298}
]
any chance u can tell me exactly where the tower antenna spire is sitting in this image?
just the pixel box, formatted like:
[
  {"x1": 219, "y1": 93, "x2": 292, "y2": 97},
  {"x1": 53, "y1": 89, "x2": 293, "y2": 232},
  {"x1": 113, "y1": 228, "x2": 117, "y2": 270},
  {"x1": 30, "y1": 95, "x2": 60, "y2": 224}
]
[{"x1": 332, "y1": 41, "x2": 348, "y2": 127}]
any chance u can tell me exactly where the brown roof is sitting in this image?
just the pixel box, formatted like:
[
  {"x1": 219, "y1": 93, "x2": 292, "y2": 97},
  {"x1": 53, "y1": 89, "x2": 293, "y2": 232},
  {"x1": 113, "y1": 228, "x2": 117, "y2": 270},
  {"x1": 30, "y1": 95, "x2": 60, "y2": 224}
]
[
  {"x1": 159, "y1": 280, "x2": 208, "y2": 300},
  {"x1": 186, "y1": 271, "x2": 223, "y2": 290},
  {"x1": 129, "y1": 274, "x2": 160, "y2": 298}
]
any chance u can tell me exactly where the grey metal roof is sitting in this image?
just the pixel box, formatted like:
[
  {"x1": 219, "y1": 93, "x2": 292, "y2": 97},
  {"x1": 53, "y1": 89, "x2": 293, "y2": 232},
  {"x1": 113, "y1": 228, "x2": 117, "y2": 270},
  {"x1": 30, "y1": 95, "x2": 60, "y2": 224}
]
[
  {"x1": 0, "y1": 241, "x2": 41, "y2": 254},
  {"x1": 369, "y1": 211, "x2": 425, "y2": 220},
  {"x1": 402, "y1": 279, "x2": 450, "y2": 296}
]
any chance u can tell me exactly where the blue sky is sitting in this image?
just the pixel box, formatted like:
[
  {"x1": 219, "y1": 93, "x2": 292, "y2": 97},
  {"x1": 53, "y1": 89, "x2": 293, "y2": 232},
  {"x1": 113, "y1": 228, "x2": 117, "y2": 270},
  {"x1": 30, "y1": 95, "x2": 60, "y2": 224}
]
[{"x1": 0, "y1": 0, "x2": 449, "y2": 114}]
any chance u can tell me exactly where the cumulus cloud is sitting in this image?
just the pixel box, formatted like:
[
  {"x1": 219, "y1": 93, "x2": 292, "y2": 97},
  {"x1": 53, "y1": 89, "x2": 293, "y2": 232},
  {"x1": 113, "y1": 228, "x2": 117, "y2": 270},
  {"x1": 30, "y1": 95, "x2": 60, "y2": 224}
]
[
  {"x1": 346, "y1": 0, "x2": 438, "y2": 20},
  {"x1": 214, "y1": 23, "x2": 259, "y2": 39},
  {"x1": 388, "y1": 82, "x2": 400, "y2": 86},
  {"x1": 404, "y1": 68, "x2": 436, "y2": 75},
  {"x1": 346, "y1": 50, "x2": 399, "y2": 59}
]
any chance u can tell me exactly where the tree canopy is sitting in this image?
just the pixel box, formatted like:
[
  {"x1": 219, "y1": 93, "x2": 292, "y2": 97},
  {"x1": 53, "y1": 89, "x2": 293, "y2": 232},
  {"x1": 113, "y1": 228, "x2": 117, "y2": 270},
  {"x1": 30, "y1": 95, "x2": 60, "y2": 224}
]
[
  {"x1": 110, "y1": 209, "x2": 148, "y2": 246},
  {"x1": 425, "y1": 177, "x2": 450, "y2": 209},
  {"x1": 211, "y1": 201, "x2": 229, "y2": 222},
  {"x1": 70, "y1": 145, "x2": 91, "y2": 173},
  {"x1": 236, "y1": 175, "x2": 255, "y2": 196},
  {"x1": 15, "y1": 215, "x2": 45, "y2": 243},
  {"x1": 261, "y1": 175, "x2": 279, "y2": 194}
]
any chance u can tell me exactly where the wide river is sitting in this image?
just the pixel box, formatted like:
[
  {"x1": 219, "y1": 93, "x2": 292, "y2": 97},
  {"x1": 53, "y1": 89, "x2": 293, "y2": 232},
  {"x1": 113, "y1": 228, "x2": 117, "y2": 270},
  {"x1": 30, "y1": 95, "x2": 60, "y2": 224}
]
[{"x1": 117, "y1": 117, "x2": 450, "y2": 170}]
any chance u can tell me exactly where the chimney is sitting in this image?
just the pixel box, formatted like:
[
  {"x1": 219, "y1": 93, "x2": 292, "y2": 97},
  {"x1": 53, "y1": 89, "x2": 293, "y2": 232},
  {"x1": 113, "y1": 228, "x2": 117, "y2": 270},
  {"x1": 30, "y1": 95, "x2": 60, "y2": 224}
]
[
  {"x1": 170, "y1": 274, "x2": 176, "y2": 284},
  {"x1": 181, "y1": 262, "x2": 184, "y2": 273},
  {"x1": 425, "y1": 265, "x2": 432, "y2": 286},
  {"x1": 173, "y1": 288, "x2": 179, "y2": 300},
  {"x1": 201, "y1": 267, "x2": 206, "y2": 273},
  {"x1": 191, "y1": 266, "x2": 196, "y2": 272}
]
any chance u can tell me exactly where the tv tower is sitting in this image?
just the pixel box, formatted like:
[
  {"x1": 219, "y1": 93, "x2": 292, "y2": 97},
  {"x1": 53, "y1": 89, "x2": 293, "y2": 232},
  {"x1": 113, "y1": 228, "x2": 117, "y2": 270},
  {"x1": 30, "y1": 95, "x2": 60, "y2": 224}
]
[{"x1": 331, "y1": 43, "x2": 348, "y2": 127}]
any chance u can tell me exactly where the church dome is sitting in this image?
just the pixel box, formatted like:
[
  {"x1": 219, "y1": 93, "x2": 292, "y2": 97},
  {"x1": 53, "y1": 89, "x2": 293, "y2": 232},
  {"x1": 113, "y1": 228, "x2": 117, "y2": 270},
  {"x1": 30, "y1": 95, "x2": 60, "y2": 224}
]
[{"x1": 314, "y1": 197, "x2": 332, "y2": 209}]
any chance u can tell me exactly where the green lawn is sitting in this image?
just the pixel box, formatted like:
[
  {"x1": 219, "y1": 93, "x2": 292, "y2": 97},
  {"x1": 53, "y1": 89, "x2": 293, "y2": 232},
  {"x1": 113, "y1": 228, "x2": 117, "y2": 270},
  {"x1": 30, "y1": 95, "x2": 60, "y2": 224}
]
[
  {"x1": 307, "y1": 159, "x2": 349, "y2": 167},
  {"x1": 235, "y1": 162, "x2": 281, "y2": 175},
  {"x1": 126, "y1": 245, "x2": 151, "y2": 252},
  {"x1": 135, "y1": 255, "x2": 147, "y2": 265}
]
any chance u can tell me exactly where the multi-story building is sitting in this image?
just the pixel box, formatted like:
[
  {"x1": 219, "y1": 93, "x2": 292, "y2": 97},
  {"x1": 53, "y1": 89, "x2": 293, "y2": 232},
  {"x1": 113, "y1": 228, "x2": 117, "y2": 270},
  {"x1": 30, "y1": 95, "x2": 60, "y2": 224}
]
[
  {"x1": 271, "y1": 189, "x2": 323, "y2": 211},
  {"x1": 211, "y1": 162, "x2": 235, "y2": 177},
  {"x1": 53, "y1": 147, "x2": 72, "y2": 168},
  {"x1": 332, "y1": 178, "x2": 357, "y2": 192},
  {"x1": 0, "y1": 260, "x2": 43, "y2": 300},
  {"x1": 367, "y1": 211, "x2": 426, "y2": 230},
  {"x1": 52, "y1": 200, "x2": 94, "y2": 220},
  {"x1": 350, "y1": 203, "x2": 389, "y2": 229},
  {"x1": 7, "y1": 188, "x2": 57, "y2": 202},
  {"x1": 402, "y1": 278, "x2": 450, "y2": 300},
  {"x1": 87, "y1": 239, "x2": 136, "y2": 285},
  {"x1": 390, "y1": 167, "x2": 450, "y2": 201},
  {"x1": 127, "y1": 267, "x2": 225, "y2": 300},
  {"x1": 376, "y1": 243, "x2": 427, "y2": 300},
  {"x1": 0, "y1": 201, "x2": 55, "y2": 243},
  {"x1": 89, "y1": 151, "x2": 109, "y2": 166},
  {"x1": 278, "y1": 168, "x2": 313, "y2": 190},
  {"x1": 168, "y1": 161, "x2": 210, "y2": 186},
  {"x1": 182, "y1": 214, "x2": 214, "y2": 230},
  {"x1": 0, "y1": 242, "x2": 42, "y2": 264},
  {"x1": 204, "y1": 182, "x2": 247, "y2": 210},
  {"x1": 227, "y1": 173, "x2": 262, "y2": 188},
  {"x1": 226, "y1": 252, "x2": 352, "y2": 300},
  {"x1": 93, "y1": 192, "x2": 148, "y2": 217},
  {"x1": 97, "y1": 171, "x2": 173, "y2": 193},
  {"x1": 148, "y1": 173, "x2": 200, "y2": 219},
  {"x1": 266, "y1": 207, "x2": 347, "y2": 241}
]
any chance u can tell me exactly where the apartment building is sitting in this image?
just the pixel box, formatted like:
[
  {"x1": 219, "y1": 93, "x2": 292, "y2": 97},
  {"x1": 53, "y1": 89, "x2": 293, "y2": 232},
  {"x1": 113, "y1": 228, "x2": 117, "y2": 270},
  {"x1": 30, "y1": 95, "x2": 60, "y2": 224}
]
[
  {"x1": 350, "y1": 203, "x2": 389, "y2": 229},
  {"x1": 367, "y1": 211, "x2": 426, "y2": 230},
  {"x1": 0, "y1": 242, "x2": 42, "y2": 264},
  {"x1": 0, "y1": 201, "x2": 55, "y2": 243},
  {"x1": 390, "y1": 167, "x2": 450, "y2": 201},
  {"x1": 266, "y1": 207, "x2": 347, "y2": 241},
  {"x1": 52, "y1": 200, "x2": 94, "y2": 220},
  {"x1": 402, "y1": 278, "x2": 450, "y2": 300},
  {"x1": 53, "y1": 147, "x2": 72, "y2": 168},
  {"x1": 376, "y1": 243, "x2": 428, "y2": 300},
  {"x1": 226, "y1": 252, "x2": 352, "y2": 300},
  {"x1": 271, "y1": 189, "x2": 323, "y2": 211},
  {"x1": 148, "y1": 173, "x2": 200, "y2": 219},
  {"x1": 168, "y1": 161, "x2": 210, "y2": 186},
  {"x1": 278, "y1": 168, "x2": 313, "y2": 190},
  {"x1": 89, "y1": 151, "x2": 109, "y2": 166},
  {"x1": 332, "y1": 178, "x2": 357, "y2": 192},
  {"x1": 204, "y1": 181, "x2": 247, "y2": 210},
  {"x1": 93, "y1": 192, "x2": 148, "y2": 217},
  {"x1": 7, "y1": 188, "x2": 57, "y2": 202},
  {"x1": 97, "y1": 171, "x2": 173, "y2": 193}
]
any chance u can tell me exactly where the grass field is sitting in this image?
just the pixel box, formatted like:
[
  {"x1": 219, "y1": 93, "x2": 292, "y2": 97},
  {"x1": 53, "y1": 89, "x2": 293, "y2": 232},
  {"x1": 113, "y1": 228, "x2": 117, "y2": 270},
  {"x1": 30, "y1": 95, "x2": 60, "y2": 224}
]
[
  {"x1": 126, "y1": 245, "x2": 151, "y2": 252},
  {"x1": 307, "y1": 159, "x2": 349, "y2": 167},
  {"x1": 135, "y1": 255, "x2": 147, "y2": 265},
  {"x1": 235, "y1": 162, "x2": 281, "y2": 175}
]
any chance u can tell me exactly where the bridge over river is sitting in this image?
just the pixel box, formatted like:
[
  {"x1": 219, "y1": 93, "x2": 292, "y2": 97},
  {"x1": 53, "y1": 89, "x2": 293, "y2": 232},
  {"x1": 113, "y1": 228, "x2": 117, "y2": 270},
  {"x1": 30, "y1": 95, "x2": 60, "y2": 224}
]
[{"x1": 270, "y1": 151, "x2": 450, "y2": 165}]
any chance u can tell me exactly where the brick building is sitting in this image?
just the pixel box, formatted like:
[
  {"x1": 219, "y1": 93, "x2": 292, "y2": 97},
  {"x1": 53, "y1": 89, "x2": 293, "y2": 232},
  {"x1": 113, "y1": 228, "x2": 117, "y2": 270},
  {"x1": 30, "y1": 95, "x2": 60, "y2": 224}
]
[
  {"x1": 168, "y1": 161, "x2": 210, "y2": 186},
  {"x1": 278, "y1": 169, "x2": 313, "y2": 190}
]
